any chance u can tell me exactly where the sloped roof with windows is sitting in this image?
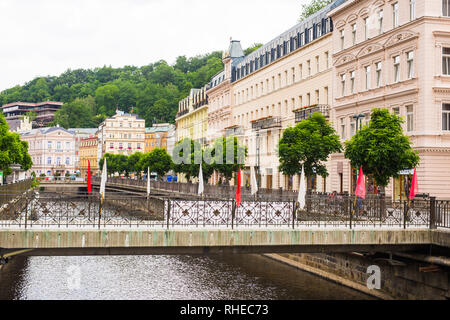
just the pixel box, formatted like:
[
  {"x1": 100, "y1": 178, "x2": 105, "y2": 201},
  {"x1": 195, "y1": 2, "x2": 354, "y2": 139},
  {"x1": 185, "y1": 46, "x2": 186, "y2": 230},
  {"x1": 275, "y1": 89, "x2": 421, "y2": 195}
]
[{"x1": 232, "y1": 0, "x2": 347, "y2": 81}]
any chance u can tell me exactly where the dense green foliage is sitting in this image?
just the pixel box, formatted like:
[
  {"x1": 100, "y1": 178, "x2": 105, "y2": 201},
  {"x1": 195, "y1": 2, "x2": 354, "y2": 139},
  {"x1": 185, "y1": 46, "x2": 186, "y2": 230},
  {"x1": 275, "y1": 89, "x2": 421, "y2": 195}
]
[
  {"x1": 278, "y1": 113, "x2": 342, "y2": 180},
  {"x1": 0, "y1": 114, "x2": 32, "y2": 177},
  {"x1": 99, "y1": 149, "x2": 173, "y2": 178},
  {"x1": 344, "y1": 108, "x2": 420, "y2": 187},
  {"x1": 139, "y1": 148, "x2": 173, "y2": 177},
  {"x1": 172, "y1": 137, "x2": 247, "y2": 183},
  {"x1": 299, "y1": 0, "x2": 333, "y2": 21},
  {"x1": 0, "y1": 51, "x2": 235, "y2": 128}
]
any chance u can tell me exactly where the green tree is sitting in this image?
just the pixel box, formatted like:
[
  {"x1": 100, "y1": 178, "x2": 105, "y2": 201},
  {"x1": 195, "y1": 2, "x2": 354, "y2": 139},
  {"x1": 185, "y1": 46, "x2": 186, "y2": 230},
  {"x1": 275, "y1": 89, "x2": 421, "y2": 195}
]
[
  {"x1": 172, "y1": 138, "x2": 198, "y2": 182},
  {"x1": 244, "y1": 43, "x2": 263, "y2": 56},
  {"x1": 95, "y1": 84, "x2": 120, "y2": 116},
  {"x1": 54, "y1": 96, "x2": 96, "y2": 128},
  {"x1": 211, "y1": 136, "x2": 247, "y2": 183},
  {"x1": 127, "y1": 152, "x2": 143, "y2": 177},
  {"x1": 0, "y1": 114, "x2": 32, "y2": 177},
  {"x1": 278, "y1": 113, "x2": 342, "y2": 188},
  {"x1": 344, "y1": 108, "x2": 420, "y2": 189},
  {"x1": 139, "y1": 148, "x2": 173, "y2": 178},
  {"x1": 299, "y1": 0, "x2": 333, "y2": 21}
]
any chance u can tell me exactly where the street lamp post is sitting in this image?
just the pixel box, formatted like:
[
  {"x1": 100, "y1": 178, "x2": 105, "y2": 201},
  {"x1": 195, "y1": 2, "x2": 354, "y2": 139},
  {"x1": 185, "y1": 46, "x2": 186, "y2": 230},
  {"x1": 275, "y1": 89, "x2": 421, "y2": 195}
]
[
  {"x1": 256, "y1": 131, "x2": 261, "y2": 189},
  {"x1": 353, "y1": 113, "x2": 365, "y2": 132}
]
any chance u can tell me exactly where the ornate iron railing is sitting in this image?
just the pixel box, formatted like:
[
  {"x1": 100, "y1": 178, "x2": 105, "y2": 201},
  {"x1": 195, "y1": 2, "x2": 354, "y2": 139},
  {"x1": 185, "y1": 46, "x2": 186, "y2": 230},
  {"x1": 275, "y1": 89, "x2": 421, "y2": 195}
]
[
  {"x1": 294, "y1": 104, "x2": 330, "y2": 123},
  {"x1": 0, "y1": 190, "x2": 447, "y2": 229}
]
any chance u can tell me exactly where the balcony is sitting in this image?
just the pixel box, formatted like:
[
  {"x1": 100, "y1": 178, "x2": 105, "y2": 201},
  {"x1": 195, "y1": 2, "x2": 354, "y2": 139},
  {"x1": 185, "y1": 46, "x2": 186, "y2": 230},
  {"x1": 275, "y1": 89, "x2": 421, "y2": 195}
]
[
  {"x1": 193, "y1": 99, "x2": 208, "y2": 110},
  {"x1": 225, "y1": 125, "x2": 244, "y2": 136},
  {"x1": 251, "y1": 116, "x2": 282, "y2": 131},
  {"x1": 176, "y1": 109, "x2": 189, "y2": 118},
  {"x1": 293, "y1": 104, "x2": 330, "y2": 123}
]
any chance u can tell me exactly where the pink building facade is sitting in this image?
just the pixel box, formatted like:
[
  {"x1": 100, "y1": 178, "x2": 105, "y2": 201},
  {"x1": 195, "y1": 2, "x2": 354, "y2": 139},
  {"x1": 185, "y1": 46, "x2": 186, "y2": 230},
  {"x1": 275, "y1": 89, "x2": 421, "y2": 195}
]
[{"x1": 329, "y1": 0, "x2": 450, "y2": 199}]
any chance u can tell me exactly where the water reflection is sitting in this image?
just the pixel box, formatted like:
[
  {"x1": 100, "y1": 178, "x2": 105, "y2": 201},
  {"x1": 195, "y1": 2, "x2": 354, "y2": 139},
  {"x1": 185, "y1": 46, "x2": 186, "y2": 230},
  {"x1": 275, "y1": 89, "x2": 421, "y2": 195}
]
[{"x1": 1, "y1": 255, "x2": 372, "y2": 300}]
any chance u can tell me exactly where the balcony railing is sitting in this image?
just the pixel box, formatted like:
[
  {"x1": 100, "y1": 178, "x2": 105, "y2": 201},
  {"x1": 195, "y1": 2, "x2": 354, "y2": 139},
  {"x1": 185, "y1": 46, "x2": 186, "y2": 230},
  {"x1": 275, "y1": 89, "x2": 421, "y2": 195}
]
[
  {"x1": 294, "y1": 104, "x2": 330, "y2": 123},
  {"x1": 225, "y1": 125, "x2": 244, "y2": 136},
  {"x1": 193, "y1": 98, "x2": 208, "y2": 110},
  {"x1": 176, "y1": 109, "x2": 189, "y2": 118},
  {"x1": 251, "y1": 116, "x2": 282, "y2": 131}
]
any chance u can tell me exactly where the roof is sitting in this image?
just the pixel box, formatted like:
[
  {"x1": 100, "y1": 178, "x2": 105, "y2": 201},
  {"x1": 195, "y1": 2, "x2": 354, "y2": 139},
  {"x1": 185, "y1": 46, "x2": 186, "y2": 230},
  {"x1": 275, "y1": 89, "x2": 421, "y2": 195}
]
[
  {"x1": 20, "y1": 126, "x2": 75, "y2": 137},
  {"x1": 1, "y1": 101, "x2": 63, "y2": 109},
  {"x1": 145, "y1": 124, "x2": 175, "y2": 133},
  {"x1": 68, "y1": 128, "x2": 98, "y2": 135},
  {"x1": 232, "y1": 0, "x2": 347, "y2": 78}
]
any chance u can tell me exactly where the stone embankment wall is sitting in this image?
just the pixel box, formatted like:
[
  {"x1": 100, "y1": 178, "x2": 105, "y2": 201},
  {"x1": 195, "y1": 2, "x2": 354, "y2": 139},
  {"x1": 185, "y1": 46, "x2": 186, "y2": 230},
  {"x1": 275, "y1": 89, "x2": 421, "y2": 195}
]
[{"x1": 265, "y1": 252, "x2": 450, "y2": 300}]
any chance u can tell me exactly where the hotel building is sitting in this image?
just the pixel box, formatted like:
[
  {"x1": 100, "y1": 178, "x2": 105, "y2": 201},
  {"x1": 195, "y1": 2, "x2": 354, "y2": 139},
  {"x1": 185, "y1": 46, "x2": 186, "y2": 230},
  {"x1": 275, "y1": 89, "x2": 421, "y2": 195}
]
[
  {"x1": 329, "y1": 0, "x2": 450, "y2": 199},
  {"x1": 97, "y1": 110, "x2": 146, "y2": 163},
  {"x1": 229, "y1": 0, "x2": 345, "y2": 190}
]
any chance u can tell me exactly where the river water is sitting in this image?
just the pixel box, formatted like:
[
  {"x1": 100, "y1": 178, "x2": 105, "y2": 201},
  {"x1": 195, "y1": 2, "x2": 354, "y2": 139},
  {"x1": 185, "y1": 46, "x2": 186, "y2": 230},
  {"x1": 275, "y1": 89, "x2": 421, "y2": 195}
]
[{"x1": 0, "y1": 254, "x2": 372, "y2": 300}]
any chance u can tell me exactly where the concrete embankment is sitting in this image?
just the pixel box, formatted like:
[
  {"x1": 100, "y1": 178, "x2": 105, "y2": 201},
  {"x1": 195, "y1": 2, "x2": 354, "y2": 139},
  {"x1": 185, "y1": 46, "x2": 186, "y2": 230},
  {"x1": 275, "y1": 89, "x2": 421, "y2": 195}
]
[{"x1": 264, "y1": 251, "x2": 450, "y2": 300}]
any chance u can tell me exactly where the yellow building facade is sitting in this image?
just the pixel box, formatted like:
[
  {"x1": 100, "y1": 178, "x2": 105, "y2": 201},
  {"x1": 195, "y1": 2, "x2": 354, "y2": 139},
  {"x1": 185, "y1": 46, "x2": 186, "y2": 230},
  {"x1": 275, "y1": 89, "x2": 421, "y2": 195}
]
[
  {"x1": 176, "y1": 88, "x2": 208, "y2": 147},
  {"x1": 79, "y1": 136, "x2": 98, "y2": 178}
]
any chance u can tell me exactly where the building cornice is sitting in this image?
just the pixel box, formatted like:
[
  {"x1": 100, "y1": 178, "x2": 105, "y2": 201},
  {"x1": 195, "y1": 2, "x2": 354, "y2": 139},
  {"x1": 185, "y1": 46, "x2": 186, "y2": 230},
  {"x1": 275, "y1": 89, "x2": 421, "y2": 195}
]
[{"x1": 335, "y1": 87, "x2": 419, "y2": 109}]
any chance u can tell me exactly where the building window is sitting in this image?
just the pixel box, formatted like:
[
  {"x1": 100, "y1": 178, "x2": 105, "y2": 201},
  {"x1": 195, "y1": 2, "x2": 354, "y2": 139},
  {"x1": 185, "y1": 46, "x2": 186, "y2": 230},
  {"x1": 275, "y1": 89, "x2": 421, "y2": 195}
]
[
  {"x1": 56, "y1": 142, "x2": 61, "y2": 150},
  {"x1": 350, "y1": 71, "x2": 355, "y2": 94},
  {"x1": 317, "y1": 23, "x2": 322, "y2": 37},
  {"x1": 340, "y1": 74, "x2": 346, "y2": 96},
  {"x1": 340, "y1": 29, "x2": 345, "y2": 49},
  {"x1": 47, "y1": 157, "x2": 52, "y2": 165},
  {"x1": 352, "y1": 24, "x2": 356, "y2": 45},
  {"x1": 325, "y1": 51, "x2": 329, "y2": 69},
  {"x1": 48, "y1": 141, "x2": 52, "y2": 149},
  {"x1": 299, "y1": 64, "x2": 303, "y2": 79},
  {"x1": 308, "y1": 28, "x2": 313, "y2": 42},
  {"x1": 66, "y1": 157, "x2": 70, "y2": 165},
  {"x1": 406, "y1": 105, "x2": 414, "y2": 132},
  {"x1": 407, "y1": 51, "x2": 414, "y2": 79},
  {"x1": 443, "y1": 48, "x2": 450, "y2": 75},
  {"x1": 364, "y1": 18, "x2": 369, "y2": 40},
  {"x1": 393, "y1": 107, "x2": 400, "y2": 115},
  {"x1": 444, "y1": 0, "x2": 450, "y2": 16},
  {"x1": 365, "y1": 66, "x2": 371, "y2": 90},
  {"x1": 350, "y1": 117, "x2": 356, "y2": 137},
  {"x1": 307, "y1": 60, "x2": 311, "y2": 76},
  {"x1": 376, "y1": 62, "x2": 382, "y2": 87},
  {"x1": 443, "y1": 104, "x2": 450, "y2": 130},
  {"x1": 378, "y1": 10, "x2": 384, "y2": 35},
  {"x1": 292, "y1": 67, "x2": 296, "y2": 83},
  {"x1": 393, "y1": 55, "x2": 400, "y2": 83},
  {"x1": 393, "y1": 3, "x2": 399, "y2": 28},
  {"x1": 57, "y1": 157, "x2": 61, "y2": 165},
  {"x1": 66, "y1": 142, "x2": 70, "y2": 149},
  {"x1": 410, "y1": 0, "x2": 416, "y2": 20},
  {"x1": 316, "y1": 56, "x2": 320, "y2": 73},
  {"x1": 340, "y1": 118, "x2": 346, "y2": 140}
]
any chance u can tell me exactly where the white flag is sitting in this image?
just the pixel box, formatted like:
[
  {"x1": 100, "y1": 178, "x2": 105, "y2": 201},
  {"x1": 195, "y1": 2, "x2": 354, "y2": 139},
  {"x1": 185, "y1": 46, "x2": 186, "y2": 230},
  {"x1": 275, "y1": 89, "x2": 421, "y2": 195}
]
[
  {"x1": 147, "y1": 167, "x2": 151, "y2": 196},
  {"x1": 198, "y1": 165, "x2": 204, "y2": 195},
  {"x1": 298, "y1": 165, "x2": 306, "y2": 209},
  {"x1": 251, "y1": 166, "x2": 258, "y2": 195},
  {"x1": 100, "y1": 158, "x2": 107, "y2": 199}
]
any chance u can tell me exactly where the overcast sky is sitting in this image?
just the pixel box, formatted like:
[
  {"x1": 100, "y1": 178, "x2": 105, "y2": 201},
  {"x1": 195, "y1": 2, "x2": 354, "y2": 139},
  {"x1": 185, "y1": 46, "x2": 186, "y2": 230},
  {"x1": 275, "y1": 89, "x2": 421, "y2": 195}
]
[{"x1": 0, "y1": 0, "x2": 307, "y2": 91}]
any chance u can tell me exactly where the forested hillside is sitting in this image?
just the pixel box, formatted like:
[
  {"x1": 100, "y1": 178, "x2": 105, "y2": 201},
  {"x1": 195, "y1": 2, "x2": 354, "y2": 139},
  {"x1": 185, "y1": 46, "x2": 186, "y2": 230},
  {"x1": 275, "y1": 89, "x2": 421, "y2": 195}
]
[{"x1": 0, "y1": 44, "x2": 262, "y2": 129}]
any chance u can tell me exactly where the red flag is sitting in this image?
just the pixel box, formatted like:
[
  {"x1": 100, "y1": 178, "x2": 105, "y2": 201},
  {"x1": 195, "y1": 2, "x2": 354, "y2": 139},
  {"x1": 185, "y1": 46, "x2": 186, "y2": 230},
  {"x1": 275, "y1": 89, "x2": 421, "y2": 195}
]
[
  {"x1": 355, "y1": 165, "x2": 366, "y2": 199},
  {"x1": 87, "y1": 160, "x2": 92, "y2": 194},
  {"x1": 236, "y1": 165, "x2": 241, "y2": 207},
  {"x1": 409, "y1": 168, "x2": 418, "y2": 201}
]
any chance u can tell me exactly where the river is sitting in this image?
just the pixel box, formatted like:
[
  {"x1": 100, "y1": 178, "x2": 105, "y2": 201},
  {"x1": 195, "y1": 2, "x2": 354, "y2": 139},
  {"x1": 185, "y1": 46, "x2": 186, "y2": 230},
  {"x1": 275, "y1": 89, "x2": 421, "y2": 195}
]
[{"x1": 0, "y1": 254, "x2": 373, "y2": 300}]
